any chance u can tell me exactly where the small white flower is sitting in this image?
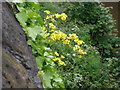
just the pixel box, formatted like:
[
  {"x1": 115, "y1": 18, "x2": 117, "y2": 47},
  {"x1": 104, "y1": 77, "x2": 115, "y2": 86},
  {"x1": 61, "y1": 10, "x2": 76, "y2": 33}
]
[
  {"x1": 67, "y1": 53, "x2": 70, "y2": 56},
  {"x1": 71, "y1": 28, "x2": 74, "y2": 30},
  {"x1": 72, "y1": 54, "x2": 76, "y2": 56}
]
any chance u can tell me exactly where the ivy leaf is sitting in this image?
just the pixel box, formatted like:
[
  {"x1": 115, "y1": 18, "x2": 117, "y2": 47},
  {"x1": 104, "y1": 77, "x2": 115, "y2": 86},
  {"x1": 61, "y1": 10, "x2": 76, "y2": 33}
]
[
  {"x1": 29, "y1": 2, "x2": 40, "y2": 12},
  {"x1": 42, "y1": 66, "x2": 53, "y2": 88},
  {"x1": 25, "y1": 26, "x2": 42, "y2": 40},
  {"x1": 26, "y1": 10, "x2": 38, "y2": 18},
  {"x1": 36, "y1": 56, "x2": 44, "y2": 70},
  {"x1": 16, "y1": 12, "x2": 28, "y2": 27},
  {"x1": 37, "y1": 17, "x2": 44, "y2": 26}
]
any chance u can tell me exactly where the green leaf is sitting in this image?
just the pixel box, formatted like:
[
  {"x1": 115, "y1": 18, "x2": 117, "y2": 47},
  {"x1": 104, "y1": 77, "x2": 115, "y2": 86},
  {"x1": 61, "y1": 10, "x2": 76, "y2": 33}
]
[
  {"x1": 36, "y1": 56, "x2": 44, "y2": 69},
  {"x1": 44, "y1": 52, "x2": 49, "y2": 56},
  {"x1": 42, "y1": 68, "x2": 53, "y2": 88},
  {"x1": 16, "y1": 5, "x2": 25, "y2": 12},
  {"x1": 16, "y1": 12, "x2": 28, "y2": 27},
  {"x1": 27, "y1": 39, "x2": 33, "y2": 45},
  {"x1": 26, "y1": 10, "x2": 38, "y2": 18},
  {"x1": 37, "y1": 17, "x2": 44, "y2": 26},
  {"x1": 25, "y1": 26, "x2": 42, "y2": 40},
  {"x1": 13, "y1": 0, "x2": 25, "y2": 3},
  {"x1": 54, "y1": 78, "x2": 63, "y2": 82}
]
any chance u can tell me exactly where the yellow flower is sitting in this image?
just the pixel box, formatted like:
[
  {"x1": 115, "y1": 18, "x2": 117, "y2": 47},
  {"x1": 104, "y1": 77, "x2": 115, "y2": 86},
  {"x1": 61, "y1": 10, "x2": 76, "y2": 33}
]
[
  {"x1": 77, "y1": 40, "x2": 84, "y2": 45},
  {"x1": 56, "y1": 34, "x2": 61, "y2": 40},
  {"x1": 63, "y1": 39, "x2": 70, "y2": 44},
  {"x1": 50, "y1": 30, "x2": 55, "y2": 32},
  {"x1": 60, "y1": 13, "x2": 67, "y2": 20},
  {"x1": 42, "y1": 26, "x2": 46, "y2": 30},
  {"x1": 51, "y1": 15, "x2": 55, "y2": 17},
  {"x1": 73, "y1": 45, "x2": 80, "y2": 51},
  {"x1": 74, "y1": 39, "x2": 79, "y2": 42},
  {"x1": 55, "y1": 13, "x2": 61, "y2": 18},
  {"x1": 43, "y1": 33, "x2": 50, "y2": 38},
  {"x1": 61, "y1": 55, "x2": 65, "y2": 58},
  {"x1": 51, "y1": 19, "x2": 55, "y2": 22},
  {"x1": 72, "y1": 34, "x2": 78, "y2": 39},
  {"x1": 50, "y1": 31, "x2": 67, "y2": 41},
  {"x1": 55, "y1": 52, "x2": 59, "y2": 56},
  {"x1": 44, "y1": 10, "x2": 51, "y2": 14},
  {"x1": 84, "y1": 52, "x2": 87, "y2": 54},
  {"x1": 53, "y1": 57, "x2": 60, "y2": 61},
  {"x1": 61, "y1": 13, "x2": 67, "y2": 17},
  {"x1": 58, "y1": 60, "x2": 66, "y2": 66},
  {"x1": 78, "y1": 55, "x2": 82, "y2": 58},
  {"x1": 50, "y1": 33, "x2": 59, "y2": 41},
  {"x1": 44, "y1": 22, "x2": 46, "y2": 24},
  {"x1": 61, "y1": 16, "x2": 66, "y2": 20},
  {"x1": 67, "y1": 34, "x2": 73, "y2": 39},
  {"x1": 68, "y1": 33, "x2": 78, "y2": 40},
  {"x1": 52, "y1": 57, "x2": 66, "y2": 66},
  {"x1": 48, "y1": 15, "x2": 53, "y2": 19},
  {"x1": 46, "y1": 16, "x2": 49, "y2": 19},
  {"x1": 50, "y1": 33, "x2": 56, "y2": 41},
  {"x1": 49, "y1": 23, "x2": 56, "y2": 29},
  {"x1": 59, "y1": 31, "x2": 67, "y2": 40},
  {"x1": 79, "y1": 50, "x2": 87, "y2": 54}
]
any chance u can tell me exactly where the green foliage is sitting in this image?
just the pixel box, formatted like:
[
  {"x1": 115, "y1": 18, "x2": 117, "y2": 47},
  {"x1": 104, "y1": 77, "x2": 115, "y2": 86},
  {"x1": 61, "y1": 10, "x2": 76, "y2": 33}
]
[
  {"x1": 64, "y1": 2, "x2": 120, "y2": 58},
  {"x1": 40, "y1": 5, "x2": 102, "y2": 87},
  {"x1": 54, "y1": 24, "x2": 103, "y2": 88},
  {"x1": 15, "y1": 2, "x2": 64, "y2": 88},
  {"x1": 16, "y1": 11, "x2": 28, "y2": 27},
  {"x1": 61, "y1": 45, "x2": 102, "y2": 88},
  {"x1": 63, "y1": 2, "x2": 120, "y2": 88},
  {"x1": 15, "y1": 2, "x2": 120, "y2": 89},
  {"x1": 40, "y1": 2, "x2": 120, "y2": 88}
]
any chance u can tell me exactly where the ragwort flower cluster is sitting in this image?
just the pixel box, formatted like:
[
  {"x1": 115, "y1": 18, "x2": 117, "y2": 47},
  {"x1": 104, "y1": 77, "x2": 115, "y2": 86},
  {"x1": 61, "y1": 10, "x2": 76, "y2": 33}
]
[{"x1": 42, "y1": 10, "x2": 87, "y2": 66}]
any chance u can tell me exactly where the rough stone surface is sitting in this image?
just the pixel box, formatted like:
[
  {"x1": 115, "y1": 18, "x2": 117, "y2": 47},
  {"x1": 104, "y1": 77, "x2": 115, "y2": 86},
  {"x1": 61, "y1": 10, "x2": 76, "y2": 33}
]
[{"x1": 2, "y1": 2, "x2": 42, "y2": 88}]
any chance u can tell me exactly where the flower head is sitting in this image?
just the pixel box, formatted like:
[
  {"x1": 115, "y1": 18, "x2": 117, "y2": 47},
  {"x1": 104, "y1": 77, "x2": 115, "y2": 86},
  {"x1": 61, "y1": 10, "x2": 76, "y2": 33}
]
[
  {"x1": 60, "y1": 13, "x2": 67, "y2": 20},
  {"x1": 44, "y1": 10, "x2": 51, "y2": 14},
  {"x1": 55, "y1": 13, "x2": 61, "y2": 18},
  {"x1": 61, "y1": 55, "x2": 65, "y2": 58},
  {"x1": 49, "y1": 23, "x2": 56, "y2": 29},
  {"x1": 77, "y1": 40, "x2": 84, "y2": 45},
  {"x1": 42, "y1": 26, "x2": 46, "y2": 30},
  {"x1": 63, "y1": 39, "x2": 70, "y2": 45},
  {"x1": 55, "y1": 52, "x2": 59, "y2": 56},
  {"x1": 58, "y1": 60, "x2": 66, "y2": 66},
  {"x1": 43, "y1": 33, "x2": 50, "y2": 38}
]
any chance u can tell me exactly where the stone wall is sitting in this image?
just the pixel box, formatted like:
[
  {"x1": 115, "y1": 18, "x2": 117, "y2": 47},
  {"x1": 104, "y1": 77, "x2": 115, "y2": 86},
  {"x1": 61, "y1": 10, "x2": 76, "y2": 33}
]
[{"x1": 2, "y1": 2, "x2": 42, "y2": 88}]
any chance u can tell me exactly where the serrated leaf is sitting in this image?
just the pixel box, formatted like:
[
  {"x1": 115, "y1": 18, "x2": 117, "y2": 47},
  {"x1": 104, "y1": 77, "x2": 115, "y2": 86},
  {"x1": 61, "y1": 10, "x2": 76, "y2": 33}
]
[
  {"x1": 16, "y1": 12, "x2": 28, "y2": 27},
  {"x1": 42, "y1": 68, "x2": 53, "y2": 88},
  {"x1": 26, "y1": 26, "x2": 42, "y2": 40}
]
